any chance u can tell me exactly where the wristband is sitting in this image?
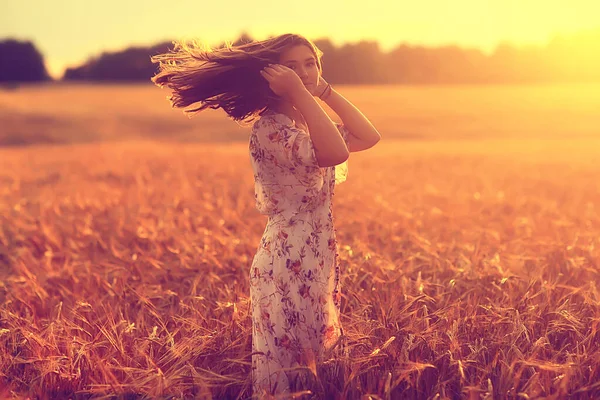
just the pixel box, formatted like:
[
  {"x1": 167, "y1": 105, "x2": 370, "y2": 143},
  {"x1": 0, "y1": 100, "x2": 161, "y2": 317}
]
[{"x1": 319, "y1": 83, "x2": 332, "y2": 100}]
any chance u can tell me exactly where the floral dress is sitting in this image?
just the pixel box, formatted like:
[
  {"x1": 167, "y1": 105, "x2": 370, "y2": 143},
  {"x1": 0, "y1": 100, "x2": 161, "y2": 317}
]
[{"x1": 248, "y1": 109, "x2": 350, "y2": 397}]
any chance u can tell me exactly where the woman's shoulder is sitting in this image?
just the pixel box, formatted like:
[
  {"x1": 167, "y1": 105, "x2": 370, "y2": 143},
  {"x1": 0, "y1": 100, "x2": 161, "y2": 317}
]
[{"x1": 253, "y1": 109, "x2": 295, "y2": 132}]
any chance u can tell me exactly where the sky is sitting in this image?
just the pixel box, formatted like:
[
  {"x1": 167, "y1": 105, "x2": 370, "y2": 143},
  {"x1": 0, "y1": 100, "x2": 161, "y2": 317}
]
[{"x1": 2, "y1": 0, "x2": 600, "y2": 79}]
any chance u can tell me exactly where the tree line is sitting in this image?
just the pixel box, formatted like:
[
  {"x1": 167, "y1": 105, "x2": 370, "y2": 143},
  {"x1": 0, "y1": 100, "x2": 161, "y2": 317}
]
[{"x1": 1, "y1": 29, "x2": 599, "y2": 84}]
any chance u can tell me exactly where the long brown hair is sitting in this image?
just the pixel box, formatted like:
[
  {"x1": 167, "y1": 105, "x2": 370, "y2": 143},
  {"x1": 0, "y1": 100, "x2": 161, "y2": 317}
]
[{"x1": 151, "y1": 33, "x2": 323, "y2": 123}]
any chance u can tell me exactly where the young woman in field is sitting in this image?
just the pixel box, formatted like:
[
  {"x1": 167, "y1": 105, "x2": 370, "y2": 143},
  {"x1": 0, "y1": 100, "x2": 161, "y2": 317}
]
[{"x1": 152, "y1": 33, "x2": 380, "y2": 398}]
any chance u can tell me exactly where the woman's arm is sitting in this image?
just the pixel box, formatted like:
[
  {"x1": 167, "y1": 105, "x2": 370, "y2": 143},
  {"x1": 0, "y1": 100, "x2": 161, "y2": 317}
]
[
  {"x1": 291, "y1": 89, "x2": 349, "y2": 167},
  {"x1": 322, "y1": 86, "x2": 381, "y2": 152},
  {"x1": 261, "y1": 64, "x2": 349, "y2": 168}
]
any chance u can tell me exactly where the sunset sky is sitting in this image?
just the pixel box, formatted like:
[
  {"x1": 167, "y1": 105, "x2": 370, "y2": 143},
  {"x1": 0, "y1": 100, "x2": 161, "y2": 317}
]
[{"x1": 2, "y1": 0, "x2": 599, "y2": 79}]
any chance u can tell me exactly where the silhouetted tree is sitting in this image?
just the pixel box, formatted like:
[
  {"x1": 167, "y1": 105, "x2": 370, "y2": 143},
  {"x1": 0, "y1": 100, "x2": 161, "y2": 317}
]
[
  {"x1": 63, "y1": 41, "x2": 173, "y2": 81},
  {"x1": 0, "y1": 39, "x2": 50, "y2": 82},
  {"x1": 333, "y1": 41, "x2": 387, "y2": 84}
]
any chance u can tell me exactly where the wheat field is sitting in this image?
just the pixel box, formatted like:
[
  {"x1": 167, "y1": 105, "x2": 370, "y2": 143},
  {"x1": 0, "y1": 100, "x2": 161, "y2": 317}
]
[{"x1": 0, "y1": 83, "x2": 599, "y2": 399}]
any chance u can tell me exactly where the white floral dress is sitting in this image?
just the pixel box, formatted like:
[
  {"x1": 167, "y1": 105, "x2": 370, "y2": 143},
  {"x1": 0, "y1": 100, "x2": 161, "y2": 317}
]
[{"x1": 248, "y1": 109, "x2": 350, "y2": 397}]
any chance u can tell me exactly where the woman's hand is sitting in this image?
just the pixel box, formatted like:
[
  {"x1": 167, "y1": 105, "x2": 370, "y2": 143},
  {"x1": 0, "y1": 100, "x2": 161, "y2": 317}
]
[{"x1": 260, "y1": 64, "x2": 307, "y2": 101}]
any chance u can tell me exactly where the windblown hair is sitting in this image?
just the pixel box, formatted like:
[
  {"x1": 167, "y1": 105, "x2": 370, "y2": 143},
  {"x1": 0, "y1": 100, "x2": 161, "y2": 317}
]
[{"x1": 151, "y1": 33, "x2": 323, "y2": 123}]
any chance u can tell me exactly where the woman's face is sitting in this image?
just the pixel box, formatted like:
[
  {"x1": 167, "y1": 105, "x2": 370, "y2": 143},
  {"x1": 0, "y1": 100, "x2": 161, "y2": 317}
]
[{"x1": 278, "y1": 44, "x2": 320, "y2": 95}]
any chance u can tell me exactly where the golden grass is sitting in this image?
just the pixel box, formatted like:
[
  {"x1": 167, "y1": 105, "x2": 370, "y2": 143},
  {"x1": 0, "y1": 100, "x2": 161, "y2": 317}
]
[
  {"x1": 0, "y1": 135, "x2": 599, "y2": 399},
  {"x1": 1, "y1": 82, "x2": 600, "y2": 145}
]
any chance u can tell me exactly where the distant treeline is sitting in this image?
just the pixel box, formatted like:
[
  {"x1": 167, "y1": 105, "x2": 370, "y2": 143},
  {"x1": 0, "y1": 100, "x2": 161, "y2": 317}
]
[{"x1": 1, "y1": 30, "x2": 600, "y2": 84}]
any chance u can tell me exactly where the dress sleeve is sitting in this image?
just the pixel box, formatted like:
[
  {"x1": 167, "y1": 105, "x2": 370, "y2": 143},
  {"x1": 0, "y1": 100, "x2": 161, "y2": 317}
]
[
  {"x1": 335, "y1": 122, "x2": 352, "y2": 148},
  {"x1": 334, "y1": 122, "x2": 349, "y2": 185},
  {"x1": 256, "y1": 116, "x2": 319, "y2": 170}
]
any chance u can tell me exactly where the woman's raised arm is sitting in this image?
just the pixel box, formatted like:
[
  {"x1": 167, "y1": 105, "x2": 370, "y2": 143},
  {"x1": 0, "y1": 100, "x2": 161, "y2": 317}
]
[
  {"x1": 323, "y1": 86, "x2": 381, "y2": 152},
  {"x1": 261, "y1": 64, "x2": 349, "y2": 167}
]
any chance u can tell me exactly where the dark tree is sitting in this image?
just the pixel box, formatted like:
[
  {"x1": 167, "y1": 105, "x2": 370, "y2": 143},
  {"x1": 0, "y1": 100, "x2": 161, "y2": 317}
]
[
  {"x1": 0, "y1": 39, "x2": 50, "y2": 82},
  {"x1": 63, "y1": 41, "x2": 173, "y2": 81}
]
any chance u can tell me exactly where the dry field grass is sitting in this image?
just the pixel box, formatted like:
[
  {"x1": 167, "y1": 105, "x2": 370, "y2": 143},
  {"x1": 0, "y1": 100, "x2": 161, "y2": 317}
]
[
  {"x1": 1, "y1": 82, "x2": 600, "y2": 145},
  {"x1": 0, "y1": 84, "x2": 599, "y2": 399}
]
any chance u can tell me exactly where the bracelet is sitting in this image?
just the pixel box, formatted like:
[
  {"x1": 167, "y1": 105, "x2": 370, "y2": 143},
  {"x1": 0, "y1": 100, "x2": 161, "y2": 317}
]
[
  {"x1": 319, "y1": 83, "x2": 332, "y2": 100},
  {"x1": 319, "y1": 84, "x2": 331, "y2": 99}
]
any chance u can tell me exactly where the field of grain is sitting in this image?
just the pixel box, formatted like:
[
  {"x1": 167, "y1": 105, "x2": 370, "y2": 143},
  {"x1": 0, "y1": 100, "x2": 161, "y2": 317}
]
[
  {"x1": 0, "y1": 84, "x2": 599, "y2": 399},
  {"x1": 2, "y1": 82, "x2": 600, "y2": 145}
]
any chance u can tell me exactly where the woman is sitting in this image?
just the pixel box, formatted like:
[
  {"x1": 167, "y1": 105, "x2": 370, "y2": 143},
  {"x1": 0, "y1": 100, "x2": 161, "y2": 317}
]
[{"x1": 152, "y1": 33, "x2": 380, "y2": 398}]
